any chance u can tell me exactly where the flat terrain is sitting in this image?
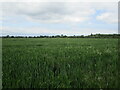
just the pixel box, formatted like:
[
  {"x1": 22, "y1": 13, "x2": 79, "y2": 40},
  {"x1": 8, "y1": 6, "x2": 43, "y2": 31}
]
[{"x1": 2, "y1": 38, "x2": 118, "y2": 88}]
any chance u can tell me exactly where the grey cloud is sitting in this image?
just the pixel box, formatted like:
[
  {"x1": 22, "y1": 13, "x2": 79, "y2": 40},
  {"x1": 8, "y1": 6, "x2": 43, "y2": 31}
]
[
  {"x1": 1, "y1": 2, "x2": 117, "y2": 24},
  {"x1": 2, "y1": 2, "x2": 93, "y2": 22}
]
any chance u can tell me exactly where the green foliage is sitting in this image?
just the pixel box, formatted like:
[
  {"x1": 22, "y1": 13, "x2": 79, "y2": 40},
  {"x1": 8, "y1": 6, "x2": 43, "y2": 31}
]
[
  {"x1": 2, "y1": 38, "x2": 118, "y2": 88},
  {"x1": 2, "y1": 34, "x2": 120, "y2": 38}
]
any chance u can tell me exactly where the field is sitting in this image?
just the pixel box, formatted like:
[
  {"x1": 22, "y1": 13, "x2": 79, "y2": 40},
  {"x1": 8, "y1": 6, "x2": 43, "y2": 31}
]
[{"x1": 2, "y1": 38, "x2": 119, "y2": 88}]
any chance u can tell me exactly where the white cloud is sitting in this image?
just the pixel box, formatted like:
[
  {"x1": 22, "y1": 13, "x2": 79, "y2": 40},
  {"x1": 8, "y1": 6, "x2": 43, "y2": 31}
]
[
  {"x1": 0, "y1": 2, "x2": 96, "y2": 24},
  {"x1": 1, "y1": 2, "x2": 117, "y2": 24},
  {"x1": 0, "y1": 2, "x2": 118, "y2": 35},
  {"x1": 1, "y1": 26, "x2": 118, "y2": 36},
  {"x1": 96, "y1": 12, "x2": 118, "y2": 24},
  {"x1": 0, "y1": 0, "x2": 119, "y2": 2}
]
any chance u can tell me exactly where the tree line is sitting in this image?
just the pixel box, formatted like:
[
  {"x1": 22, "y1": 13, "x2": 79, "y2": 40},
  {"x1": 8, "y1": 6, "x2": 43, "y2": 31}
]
[{"x1": 1, "y1": 34, "x2": 120, "y2": 38}]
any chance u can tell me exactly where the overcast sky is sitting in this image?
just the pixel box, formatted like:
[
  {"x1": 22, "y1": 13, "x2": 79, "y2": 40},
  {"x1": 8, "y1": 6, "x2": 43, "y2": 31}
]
[{"x1": 0, "y1": 1, "x2": 118, "y2": 36}]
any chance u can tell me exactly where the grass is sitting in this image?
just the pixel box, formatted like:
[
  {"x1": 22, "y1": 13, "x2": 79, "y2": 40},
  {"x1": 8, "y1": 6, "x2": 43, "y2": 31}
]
[{"x1": 2, "y1": 38, "x2": 119, "y2": 88}]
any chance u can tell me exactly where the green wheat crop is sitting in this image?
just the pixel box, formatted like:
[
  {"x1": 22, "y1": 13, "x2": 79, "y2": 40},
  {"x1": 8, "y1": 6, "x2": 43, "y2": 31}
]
[{"x1": 2, "y1": 38, "x2": 119, "y2": 88}]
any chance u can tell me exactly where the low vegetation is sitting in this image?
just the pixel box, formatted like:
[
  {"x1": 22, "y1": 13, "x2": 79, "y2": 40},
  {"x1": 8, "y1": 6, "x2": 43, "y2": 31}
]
[
  {"x1": 2, "y1": 38, "x2": 119, "y2": 88},
  {"x1": 2, "y1": 34, "x2": 120, "y2": 38}
]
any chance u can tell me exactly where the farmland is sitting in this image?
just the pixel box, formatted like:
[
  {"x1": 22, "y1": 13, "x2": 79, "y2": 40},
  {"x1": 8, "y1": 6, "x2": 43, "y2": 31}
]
[{"x1": 2, "y1": 38, "x2": 119, "y2": 88}]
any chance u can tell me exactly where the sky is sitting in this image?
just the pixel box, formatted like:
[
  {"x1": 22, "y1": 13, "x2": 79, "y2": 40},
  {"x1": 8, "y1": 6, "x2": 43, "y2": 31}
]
[{"x1": 0, "y1": 1, "x2": 118, "y2": 36}]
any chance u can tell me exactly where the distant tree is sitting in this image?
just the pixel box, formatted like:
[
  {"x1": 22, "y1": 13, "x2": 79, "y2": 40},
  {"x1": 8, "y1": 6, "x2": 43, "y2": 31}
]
[
  {"x1": 11, "y1": 36, "x2": 14, "y2": 38},
  {"x1": 55, "y1": 35, "x2": 60, "y2": 38},
  {"x1": 91, "y1": 33, "x2": 93, "y2": 36},
  {"x1": 81, "y1": 35, "x2": 84, "y2": 38},
  {"x1": 63, "y1": 35, "x2": 67, "y2": 38},
  {"x1": 6, "y1": 35, "x2": 9, "y2": 38},
  {"x1": 61, "y1": 34, "x2": 63, "y2": 38},
  {"x1": 52, "y1": 36, "x2": 55, "y2": 38}
]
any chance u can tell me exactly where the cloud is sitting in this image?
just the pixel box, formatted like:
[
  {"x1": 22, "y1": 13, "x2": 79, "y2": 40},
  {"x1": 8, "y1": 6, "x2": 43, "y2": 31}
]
[
  {"x1": 96, "y1": 12, "x2": 118, "y2": 24},
  {"x1": 1, "y1": 2, "x2": 117, "y2": 24},
  {"x1": 1, "y1": 26, "x2": 118, "y2": 36},
  {"x1": 1, "y1": 2, "x2": 96, "y2": 23},
  {"x1": 0, "y1": 0, "x2": 119, "y2": 2},
  {"x1": 0, "y1": 2, "x2": 118, "y2": 35}
]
